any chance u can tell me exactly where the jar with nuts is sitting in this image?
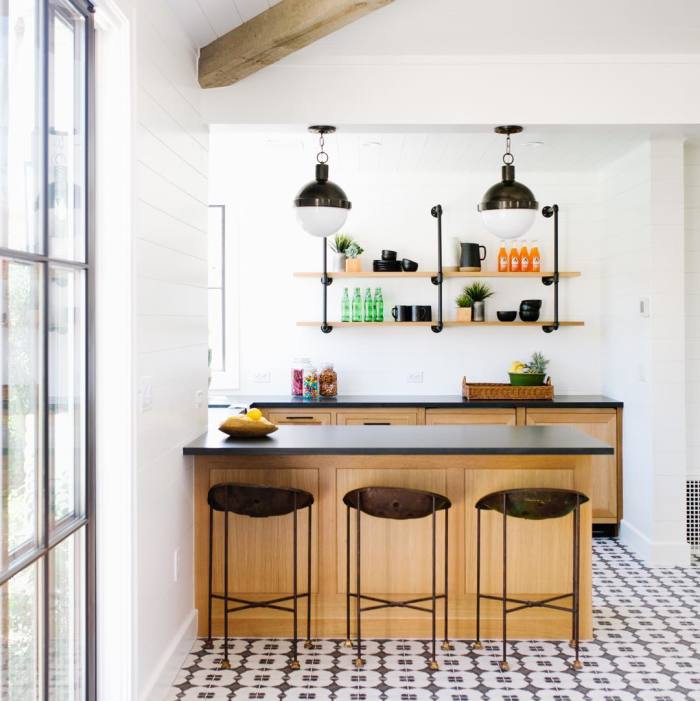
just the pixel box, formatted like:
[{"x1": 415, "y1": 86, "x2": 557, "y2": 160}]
[{"x1": 319, "y1": 362, "x2": 338, "y2": 397}]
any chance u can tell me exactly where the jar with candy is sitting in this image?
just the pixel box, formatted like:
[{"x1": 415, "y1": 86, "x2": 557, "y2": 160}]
[
  {"x1": 319, "y1": 362, "x2": 337, "y2": 397},
  {"x1": 303, "y1": 366, "x2": 319, "y2": 400},
  {"x1": 291, "y1": 357, "x2": 310, "y2": 396}
]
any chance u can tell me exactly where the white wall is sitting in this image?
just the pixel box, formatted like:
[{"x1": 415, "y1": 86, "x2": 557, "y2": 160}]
[
  {"x1": 600, "y1": 138, "x2": 689, "y2": 566},
  {"x1": 210, "y1": 130, "x2": 602, "y2": 395},
  {"x1": 126, "y1": 1, "x2": 209, "y2": 698}
]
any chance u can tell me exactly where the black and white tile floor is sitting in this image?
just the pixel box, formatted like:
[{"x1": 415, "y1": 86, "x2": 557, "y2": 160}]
[{"x1": 168, "y1": 539, "x2": 700, "y2": 700}]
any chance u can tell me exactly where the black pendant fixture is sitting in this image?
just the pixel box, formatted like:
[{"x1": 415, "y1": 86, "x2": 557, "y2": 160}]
[
  {"x1": 478, "y1": 125, "x2": 538, "y2": 239},
  {"x1": 294, "y1": 125, "x2": 351, "y2": 237}
]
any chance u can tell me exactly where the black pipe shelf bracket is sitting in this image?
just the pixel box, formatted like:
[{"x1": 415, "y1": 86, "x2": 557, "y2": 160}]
[
  {"x1": 430, "y1": 204, "x2": 444, "y2": 333},
  {"x1": 540, "y1": 204, "x2": 560, "y2": 333},
  {"x1": 320, "y1": 237, "x2": 333, "y2": 333}
]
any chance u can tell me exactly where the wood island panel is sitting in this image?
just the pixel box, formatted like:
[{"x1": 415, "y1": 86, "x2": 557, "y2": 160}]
[{"x1": 194, "y1": 453, "x2": 592, "y2": 640}]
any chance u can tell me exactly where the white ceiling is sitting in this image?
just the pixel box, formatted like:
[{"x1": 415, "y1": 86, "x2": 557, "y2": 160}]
[
  {"x1": 213, "y1": 125, "x2": 679, "y2": 173},
  {"x1": 173, "y1": 0, "x2": 700, "y2": 54},
  {"x1": 168, "y1": 0, "x2": 281, "y2": 48}
]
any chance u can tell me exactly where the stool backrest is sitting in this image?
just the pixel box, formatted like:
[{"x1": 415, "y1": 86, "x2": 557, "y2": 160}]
[
  {"x1": 476, "y1": 488, "x2": 588, "y2": 520},
  {"x1": 208, "y1": 483, "x2": 313, "y2": 517}
]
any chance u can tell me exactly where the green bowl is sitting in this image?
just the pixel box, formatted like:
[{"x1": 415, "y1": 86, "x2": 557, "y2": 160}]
[{"x1": 509, "y1": 372, "x2": 546, "y2": 386}]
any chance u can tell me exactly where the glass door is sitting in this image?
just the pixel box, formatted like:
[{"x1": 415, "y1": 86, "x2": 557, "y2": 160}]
[{"x1": 0, "y1": 0, "x2": 94, "y2": 698}]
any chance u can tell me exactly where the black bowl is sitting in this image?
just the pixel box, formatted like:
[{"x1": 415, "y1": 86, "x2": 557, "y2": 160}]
[
  {"x1": 497, "y1": 311, "x2": 517, "y2": 322},
  {"x1": 401, "y1": 258, "x2": 419, "y2": 272},
  {"x1": 519, "y1": 309, "x2": 541, "y2": 322},
  {"x1": 381, "y1": 249, "x2": 397, "y2": 261},
  {"x1": 520, "y1": 299, "x2": 543, "y2": 309}
]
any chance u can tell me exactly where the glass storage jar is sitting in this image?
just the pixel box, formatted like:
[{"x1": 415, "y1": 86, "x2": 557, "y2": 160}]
[
  {"x1": 302, "y1": 366, "x2": 319, "y2": 400},
  {"x1": 319, "y1": 362, "x2": 337, "y2": 397},
  {"x1": 291, "y1": 357, "x2": 310, "y2": 396}
]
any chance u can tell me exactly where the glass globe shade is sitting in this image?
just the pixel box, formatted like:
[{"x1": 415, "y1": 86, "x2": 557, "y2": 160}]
[
  {"x1": 295, "y1": 205, "x2": 349, "y2": 238},
  {"x1": 480, "y1": 208, "x2": 536, "y2": 240}
]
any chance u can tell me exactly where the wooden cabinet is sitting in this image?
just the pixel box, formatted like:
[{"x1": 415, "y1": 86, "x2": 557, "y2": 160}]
[
  {"x1": 265, "y1": 410, "x2": 333, "y2": 425},
  {"x1": 425, "y1": 408, "x2": 517, "y2": 425},
  {"x1": 525, "y1": 409, "x2": 620, "y2": 524},
  {"x1": 336, "y1": 408, "x2": 419, "y2": 425}
]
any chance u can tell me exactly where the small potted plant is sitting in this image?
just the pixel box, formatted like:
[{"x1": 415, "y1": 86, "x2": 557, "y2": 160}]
[
  {"x1": 462, "y1": 281, "x2": 493, "y2": 322},
  {"x1": 509, "y1": 352, "x2": 550, "y2": 386},
  {"x1": 455, "y1": 289, "x2": 473, "y2": 322},
  {"x1": 330, "y1": 234, "x2": 353, "y2": 272},
  {"x1": 345, "y1": 241, "x2": 364, "y2": 273}
]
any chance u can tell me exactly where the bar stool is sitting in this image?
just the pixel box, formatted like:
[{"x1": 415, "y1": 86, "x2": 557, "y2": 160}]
[
  {"x1": 474, "y1": 487, "x2": 589, "y2": 672},
  {"x1": 204, "y1": 483, "x2": 314, "y2": 670},
  {"x1": 343, "y1": 486, "x2": 451, "y2": 671}
]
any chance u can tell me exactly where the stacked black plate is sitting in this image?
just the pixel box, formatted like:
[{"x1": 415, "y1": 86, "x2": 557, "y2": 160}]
[{"x1": 373, "y1": 259, "x2": 402, "y2": 272}]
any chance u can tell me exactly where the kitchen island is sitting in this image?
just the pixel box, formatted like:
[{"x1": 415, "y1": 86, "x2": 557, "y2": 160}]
[{"x1": 184, "y1": 424, "x2": 612, "y2": 640}]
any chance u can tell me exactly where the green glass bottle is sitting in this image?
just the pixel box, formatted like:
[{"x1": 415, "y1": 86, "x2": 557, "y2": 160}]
[
  {"x1": 341, "y1": 287, "x2": 351, "y2": 322},
  {"x1": 363, "y1": 288, "x2": 374, "y2": 322},
  {"x1": 352, "y1": 287, "x2": 362, "y2": 322},
  {"x1": 374, "y1": 288, "x2": 384, "y2": 322}
]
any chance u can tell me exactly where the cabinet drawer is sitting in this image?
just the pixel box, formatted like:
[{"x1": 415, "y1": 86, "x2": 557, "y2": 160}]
[
  {"x1": 265, "y1": 410, "x2": 333, "y2": 425},
  {"x1": 335, "y1": 409, "x2": 418, "y2": 426},
  {"x1": 425, "y1": 408, "x2": 517, "y2": 425}
]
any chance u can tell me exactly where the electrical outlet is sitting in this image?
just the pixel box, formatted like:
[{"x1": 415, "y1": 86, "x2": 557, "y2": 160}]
[
  {"x1": 194, "y1": 389, "x2": 205, "y2": 409},
  {"x1": 173, "y1": 549, "x2": 180, "y2": 583},
  {"x1": 407, "y1": 371, "x2": 424, "y2": 384},
  {"x1": 253, "y1": 371, "x2": 271, "y2": 383},
  {"x1": 139, "y1": 376, "x2": 153, "y2": 413}
]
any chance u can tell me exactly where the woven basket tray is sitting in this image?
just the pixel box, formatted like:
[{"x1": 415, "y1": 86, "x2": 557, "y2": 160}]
[{"x1": 462, "y1": 376, "x2": 554, "y2": 401}]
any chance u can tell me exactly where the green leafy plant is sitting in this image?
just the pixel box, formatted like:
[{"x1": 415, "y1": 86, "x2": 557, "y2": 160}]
[
  {"x1": 330, "y1": 234, "x2": 355, "y2": 254},
  {"x1": 524, "y1": 351, "x2": 549, "y2": 375},
  {"x1": 461, "y1": 281, "x2": 494, "y2": 303},
  {"x1": 455, "y1": 290, "x2": 473, "y2": 308},
  {"x1": 345, "y1": 242, "x2": 364, "y2": 259}
]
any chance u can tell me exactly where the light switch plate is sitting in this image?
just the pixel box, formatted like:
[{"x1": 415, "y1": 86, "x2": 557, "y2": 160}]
[
  {"x1": 639, "y1": 297, "x2": 650, "y2": 317},
  {"x1": 407, "y1": 371, "x2": 424, "y2": 384},
  {"x1": 253, "y1": 371, "x2": 271, "y2": 383}
]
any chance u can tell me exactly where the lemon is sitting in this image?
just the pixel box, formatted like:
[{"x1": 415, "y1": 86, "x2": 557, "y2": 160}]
[
  {"x1": 509, "y1": 361, "x2": 526, "y2": 374},
  {"x1": 247, "y1": 408, "x2": 263, "y2": 421}
]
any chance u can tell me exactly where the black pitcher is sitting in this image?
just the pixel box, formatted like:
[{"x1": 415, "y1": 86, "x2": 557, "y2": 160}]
[{"x1": 459, "y1": 242, "x2": 487, "y2": 271}]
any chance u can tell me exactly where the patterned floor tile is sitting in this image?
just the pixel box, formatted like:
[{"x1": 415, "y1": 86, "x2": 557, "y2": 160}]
[{"x1": 169, "y1": 538, "x2": 699, "y2": 699}]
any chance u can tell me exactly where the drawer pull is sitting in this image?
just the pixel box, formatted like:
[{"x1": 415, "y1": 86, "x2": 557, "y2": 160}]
[
  {"x1": 363, "y1": 422, "x2": 391, "y2": 425},
  {"x1": 285, "y1": 416, "x2": 316, "y2": 420}
]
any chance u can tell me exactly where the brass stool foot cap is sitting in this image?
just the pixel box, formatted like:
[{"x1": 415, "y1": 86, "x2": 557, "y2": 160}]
[
  {"x1": 440, "y1": 641, "x2": 454, "y2": 651},
  {"x1": 290, "y1": 660, "x2": 301, "y2": 671},
  {"x1": 353, "y1": 658, "x2": 365, "y2": 668},
  {"x1": 569, "y1": 639, "x2": 576, "y2": 648},
  {"x1": 220, "y1": 659, "x2": 232, "y2": 670},
  {"x1": 472, "y1": 641, "x2": 483, "y2": 650},
  {"x1": 342, "y1": 639, "x2": 353, "y2": 648},
  {"x1": 572, "y1": 659, "x2": 583, "y2": 671},
  {"x1": 498, "y1": 660, "x2": 510, "y2": 672},
  {"x1": 303, "y1": 640, "x2": 314, "y2": 649},
  {"x1": 429, "y1": 660, "x2": 439, "y2": 671}
]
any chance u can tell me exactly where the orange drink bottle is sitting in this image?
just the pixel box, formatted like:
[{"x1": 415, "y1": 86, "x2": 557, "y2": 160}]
[
  {"x1": 530, "y1": 240, "x2": 541, "y2": 273},
  {"x1": 498, "y1": 245, "x2": 509, "y2": 272},
  {"x1": 520, "y1": 240, "x2": 530, "y2": 272},
  {"x1": 509, "y1": 240, "x2": 520, "y2": 272}
]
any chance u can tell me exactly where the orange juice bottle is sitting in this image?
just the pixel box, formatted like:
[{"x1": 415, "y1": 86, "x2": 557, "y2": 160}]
[
  {"x1": 497, "y1": 244, "x2": 509, "y2": 272},
  {"x1": 520, "y1": 240, "x2": 530, "y2": 272},
  {"x1": 530, "y1": 240, "x2": 541, "y2": 272},
  {"x1": 509, "y1": 240, "x2": 520, "y2": 272}
]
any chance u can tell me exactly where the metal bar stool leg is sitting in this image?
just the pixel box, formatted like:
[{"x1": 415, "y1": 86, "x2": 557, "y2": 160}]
[
  {"x1": 499, "y1": 493, "x2": 509, "y2": 672},
  {"x1": 304, "y1": 504, "x2": 313, "y2": 649},
  {"x1": 473, "y1": 507, "x2": 483, "y2": 650},
  {"x1": 344, "y1": 504, "x2": 352, "y2": 647},
  {"x1": 222, "y1": 510, "x2": 231, "y2": 670},
  {"x1": 429, "y1": 496, "x2": 439, "y2": 671},
  {"x1": 572, "y1": 497, "x2": 583, "y2": 671},
  {"x1": 291, "y1": 495, "x2": 301, "y2": 670},
  {"x1": 204, "y1": 505, "x2": 214, "y2": 649},
  {"x1": 441, "y1": 508, "x2": 452, "y2": 651},
  {"x1": 354, "y1": 492, "x2": 364, "y2": 668}
]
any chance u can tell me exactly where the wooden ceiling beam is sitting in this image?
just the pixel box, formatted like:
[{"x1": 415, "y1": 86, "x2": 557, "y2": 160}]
[{"x1": 198, "y1": 0, "x2": 393, "y2": 89}]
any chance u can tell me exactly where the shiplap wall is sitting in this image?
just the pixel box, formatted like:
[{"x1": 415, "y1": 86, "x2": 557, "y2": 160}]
[
  {"x1": 687, "y1": 145, "x2": 700, "y2": 478},
  {"x1": 132, "y1": 2, "x2": 209, "y2": 698}
]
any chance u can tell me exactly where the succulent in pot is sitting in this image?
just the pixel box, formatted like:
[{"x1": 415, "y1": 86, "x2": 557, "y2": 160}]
[
  {"x1": 455, "y1": 290, "x2": 473, "y2": 322},
  {"x1": 461, "y1": 281, "x2": 494, "y2": 322},
  {"x1": 344, "y1": 241, "x2": 364, "y2": 272}
]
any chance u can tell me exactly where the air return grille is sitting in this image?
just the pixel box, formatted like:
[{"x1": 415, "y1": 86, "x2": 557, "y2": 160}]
[{"x1": 688, "y1": 480, "x2": 700, "y2": 556}]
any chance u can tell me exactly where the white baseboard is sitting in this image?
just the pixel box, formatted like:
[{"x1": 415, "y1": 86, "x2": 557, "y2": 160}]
[
  {"x1": 139, "y1": 609, "x2": 198, "y2": 701},
  {"x1": 619, "y1": 519, "x2": 691, "y2": 567}
]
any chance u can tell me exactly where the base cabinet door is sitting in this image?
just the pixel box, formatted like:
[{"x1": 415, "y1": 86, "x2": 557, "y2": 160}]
[
  {"x1": 335, "y1": 409, "x2": 418, "y2": 425},
  {"x1": 265, "y1": 410, "x2": 333, "y2": 425},
  {"x1": 425, "y1": 408, "x2": 517, "y2": 425},
  {"x1": 525, "y1": 409, "x2": 618, "y2": 524}
]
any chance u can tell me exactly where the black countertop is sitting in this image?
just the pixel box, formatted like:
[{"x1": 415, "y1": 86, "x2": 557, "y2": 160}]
[
  {"x1": 183, "y1": 424, "x2": 614, "y2": 456},
  {"x1": 210, "y1": 394, "x2": 622, "y2": 410}
]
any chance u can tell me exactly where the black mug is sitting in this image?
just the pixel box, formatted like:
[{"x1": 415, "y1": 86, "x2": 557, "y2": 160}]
[
  {"x1": 412, "y1": 305, "x2": 432, "y2": 322},
  {"x1": 391, "y1": 305, "x2": 412, "y2": 322},
  {"x1": 460, "y1": 242, "x2": 487, "y2": 270}
]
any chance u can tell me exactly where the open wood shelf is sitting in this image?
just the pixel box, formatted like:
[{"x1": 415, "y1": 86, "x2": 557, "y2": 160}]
[
  {"x1": 297, "y1": 321, "x2": 585, "y2": 328},
  {"x1": 294, "y1": 271, "x2": 581, "y2": 279}
]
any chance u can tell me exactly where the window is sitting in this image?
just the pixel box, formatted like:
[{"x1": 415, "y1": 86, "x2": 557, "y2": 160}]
[{"x1": 0, "y1": 0, "x2": 94, "y2": 698}]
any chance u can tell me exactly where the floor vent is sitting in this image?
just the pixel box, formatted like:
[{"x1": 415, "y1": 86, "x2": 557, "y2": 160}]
[{"x1": 688, "y1": 480, "x2": 700, "y2": 555}]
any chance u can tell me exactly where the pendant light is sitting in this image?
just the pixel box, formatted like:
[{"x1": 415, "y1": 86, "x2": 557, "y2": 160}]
[
  {"x1": 294, "y1": 125, "x2": 351, "y2": 237},
  {"x1": 478, "y1": 125, "x2": 538, "y2": 240}
]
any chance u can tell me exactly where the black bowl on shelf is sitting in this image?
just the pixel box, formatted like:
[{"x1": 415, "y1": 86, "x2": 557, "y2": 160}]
[
  {"x1": 373, "y1": 259, "x2": 402, "y2": 272},
  {"x1": 381, "y1": 249, "x2": 398, "y2": 261},
  {"x1": 497, "y1": 310, "x2": 518, "y2": 322},
  {"x1": 519, "y1": 308, "x2": 541, "y2": 322},
  {"x1": 401, "y1": 258, "x2": 419, "y2": 272},
  {"x1": 520, "y1": 299, "x2": 542, "y2": 308}
]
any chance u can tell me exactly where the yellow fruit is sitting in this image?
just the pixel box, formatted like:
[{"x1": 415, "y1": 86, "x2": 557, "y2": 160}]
[
  {"x1": 509, "y1": 361, "x2": 526, "y2": 374},
  {"x1": 247, "y1": 408, "x2": 263, "y2": 421}
]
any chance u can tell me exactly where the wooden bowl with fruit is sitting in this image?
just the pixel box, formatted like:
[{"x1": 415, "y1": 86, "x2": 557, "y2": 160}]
[
  {"x1": 219, "y1": 408, "x2": 278, "y2": 438},
  {"x1": 508, "y1": 352, "x2": 549, "y2": 386}
]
